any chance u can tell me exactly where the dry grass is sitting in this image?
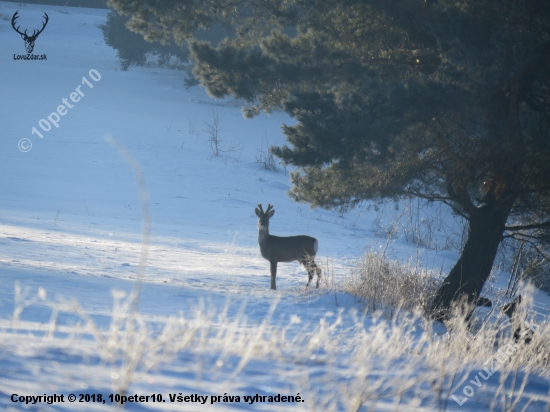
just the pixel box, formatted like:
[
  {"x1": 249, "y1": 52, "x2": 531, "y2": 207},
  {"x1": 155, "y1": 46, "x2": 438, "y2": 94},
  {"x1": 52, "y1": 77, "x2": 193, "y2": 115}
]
[
  {"x1": 342, "y1": 250, "x2": 441, "y2": 318},
  {"x1": 2, "y1": 278, "x2": 550, "y2": 411}
]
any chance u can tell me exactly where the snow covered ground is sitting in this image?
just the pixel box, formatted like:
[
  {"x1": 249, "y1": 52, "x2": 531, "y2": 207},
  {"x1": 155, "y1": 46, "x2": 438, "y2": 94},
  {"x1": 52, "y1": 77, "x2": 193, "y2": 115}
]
[{"x1": 0, "y1": 2, "x2": 550, "y2": 411}]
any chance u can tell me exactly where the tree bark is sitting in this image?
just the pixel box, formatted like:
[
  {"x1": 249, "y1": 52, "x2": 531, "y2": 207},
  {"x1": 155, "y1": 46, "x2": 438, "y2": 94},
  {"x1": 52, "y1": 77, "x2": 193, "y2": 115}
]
[{"x1": 430, "y1": 194, "x2": 515, "y2": 322}]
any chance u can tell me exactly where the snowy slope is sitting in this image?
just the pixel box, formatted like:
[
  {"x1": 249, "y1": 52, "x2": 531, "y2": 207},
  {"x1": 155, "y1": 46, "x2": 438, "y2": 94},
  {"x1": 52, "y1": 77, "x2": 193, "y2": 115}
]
[{"x1": 1, "y1": 2, "x2": 549, "y2": 411}]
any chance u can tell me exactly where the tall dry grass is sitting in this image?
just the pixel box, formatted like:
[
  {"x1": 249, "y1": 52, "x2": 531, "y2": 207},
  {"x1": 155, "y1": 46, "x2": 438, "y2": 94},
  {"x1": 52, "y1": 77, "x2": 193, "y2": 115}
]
[
  {"x1": 341, "y1": 250, "x2": 441, "y2": 318},
  {"x1": 4, "y1": 271, "x2": 550, "y2": 411}
]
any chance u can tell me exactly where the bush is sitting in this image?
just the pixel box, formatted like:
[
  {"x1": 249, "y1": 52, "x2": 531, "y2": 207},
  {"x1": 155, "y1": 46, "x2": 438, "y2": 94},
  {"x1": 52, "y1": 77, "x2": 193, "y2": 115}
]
[
  {"x1": 343, "y1": 251, "x2": 441, "y2": 318},
  {"x1": 255, "y1": 135, "x2": 280, "y2": 172}
]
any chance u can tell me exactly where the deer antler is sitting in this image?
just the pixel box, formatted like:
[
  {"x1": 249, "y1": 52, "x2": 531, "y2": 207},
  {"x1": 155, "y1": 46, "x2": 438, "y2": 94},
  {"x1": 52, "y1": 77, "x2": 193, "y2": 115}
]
[
  {"x1": 265, "y1": 204, "x2": 274, "y2": 213},
  {"x1": 11, "y1": 11, "x2": 25, "y2": 36},
  {"x1": 32, "y1": 13, "x2": 49, "y2": 38},
  {"x1": 257, "y1": 204, "x2": 264, "y2": 213},
  {"x1": 11, "y1": 11, "x2": 49, "y2": 39}
]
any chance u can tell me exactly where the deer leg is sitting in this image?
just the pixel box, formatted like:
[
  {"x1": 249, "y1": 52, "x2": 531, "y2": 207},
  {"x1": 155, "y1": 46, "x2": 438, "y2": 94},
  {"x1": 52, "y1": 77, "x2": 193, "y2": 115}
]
[
  {"x1": 303, "y1": 258, "x2": 314, "y2": 289},
  {"x1": 307, "y1": 260, "x2": 321, "y2": 289},
  {"x1": 302, "y1": 255, "x2": 321, "y2": 289},
  {"x1": 315, "y1": 264, "x2": 322, "y2": 288},
  {"x1": 305, "y1": 268, "x2": 313, "y2": 289},
  {"x1": 270, "y1": 261, "x2": 277, "y2": 290}
]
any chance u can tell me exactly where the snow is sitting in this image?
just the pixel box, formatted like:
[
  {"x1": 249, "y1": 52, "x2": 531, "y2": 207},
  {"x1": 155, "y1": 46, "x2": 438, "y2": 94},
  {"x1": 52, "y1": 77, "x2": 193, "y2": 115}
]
[{"x1": 0, "y1": 2, "x2": 549, "y2": 411}]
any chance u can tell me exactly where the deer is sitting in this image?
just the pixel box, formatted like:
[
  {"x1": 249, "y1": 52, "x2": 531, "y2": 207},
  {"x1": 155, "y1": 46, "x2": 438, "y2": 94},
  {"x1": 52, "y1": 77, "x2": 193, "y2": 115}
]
[
  {"x1": 255, "y1": 204, "x2": 321, "y2": 290},
  {"x1": 11, "y1": 11, "x2": 49, "y2": 54}
]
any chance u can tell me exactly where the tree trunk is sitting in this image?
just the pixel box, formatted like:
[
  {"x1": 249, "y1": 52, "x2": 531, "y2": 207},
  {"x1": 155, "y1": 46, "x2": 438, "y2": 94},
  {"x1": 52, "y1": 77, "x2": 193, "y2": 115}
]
[{"x1": 430, "y1": 197, "x2": 514, "y2": 322}]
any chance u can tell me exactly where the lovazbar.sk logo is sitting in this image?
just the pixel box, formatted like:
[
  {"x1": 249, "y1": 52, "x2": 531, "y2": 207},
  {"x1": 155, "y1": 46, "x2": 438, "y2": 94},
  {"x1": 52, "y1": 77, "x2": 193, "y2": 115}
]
[{"x1": 11, "y1": 10, "x2": 49, "y2": 60}]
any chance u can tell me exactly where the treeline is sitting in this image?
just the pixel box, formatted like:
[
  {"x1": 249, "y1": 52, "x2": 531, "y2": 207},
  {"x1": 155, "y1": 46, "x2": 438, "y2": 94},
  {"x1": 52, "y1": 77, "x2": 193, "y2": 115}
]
[{"x1": 5, "y1": 0, "x2": 107, "y2": 8}]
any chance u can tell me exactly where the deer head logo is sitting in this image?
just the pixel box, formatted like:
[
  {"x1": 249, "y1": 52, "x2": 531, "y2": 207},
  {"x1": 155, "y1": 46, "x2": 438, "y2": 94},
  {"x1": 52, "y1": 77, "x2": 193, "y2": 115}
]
[{"x1": 11, "y1": 11, "x2": 49, "y2": 54}]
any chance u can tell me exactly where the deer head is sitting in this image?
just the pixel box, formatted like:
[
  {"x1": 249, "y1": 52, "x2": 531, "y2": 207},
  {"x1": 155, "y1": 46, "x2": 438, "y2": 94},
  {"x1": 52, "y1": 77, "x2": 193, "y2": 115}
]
[
  {"x1": 255, "y1": 203, "x2": 274, "y2": 229},
  {"x1": 12, "y1": 11, "x2": 49, "y2": 54}
]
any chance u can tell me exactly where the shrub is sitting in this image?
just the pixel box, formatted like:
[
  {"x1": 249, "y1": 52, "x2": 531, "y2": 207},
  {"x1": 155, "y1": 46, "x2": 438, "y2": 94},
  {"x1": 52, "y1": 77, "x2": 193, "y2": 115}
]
[{"x1": 343, "y1": 251, "x2": 441, "y2": 318}]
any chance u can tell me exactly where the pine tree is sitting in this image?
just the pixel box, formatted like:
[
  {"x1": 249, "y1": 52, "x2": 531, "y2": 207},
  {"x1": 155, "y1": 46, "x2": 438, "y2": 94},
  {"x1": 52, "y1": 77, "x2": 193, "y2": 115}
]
[{"x1": 108, "y1": 0, "x2": 550, "y2": 321}]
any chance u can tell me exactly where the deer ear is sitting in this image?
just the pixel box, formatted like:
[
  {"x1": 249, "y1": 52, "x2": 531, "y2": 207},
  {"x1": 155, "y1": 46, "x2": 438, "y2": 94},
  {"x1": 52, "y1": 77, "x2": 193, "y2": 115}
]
[
  {"x1": 255, "y1": 208, "x2": 261, "y2": 217},
  {"x1": 267, "y1": 210, "x2": 275, "y2": 218}
]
